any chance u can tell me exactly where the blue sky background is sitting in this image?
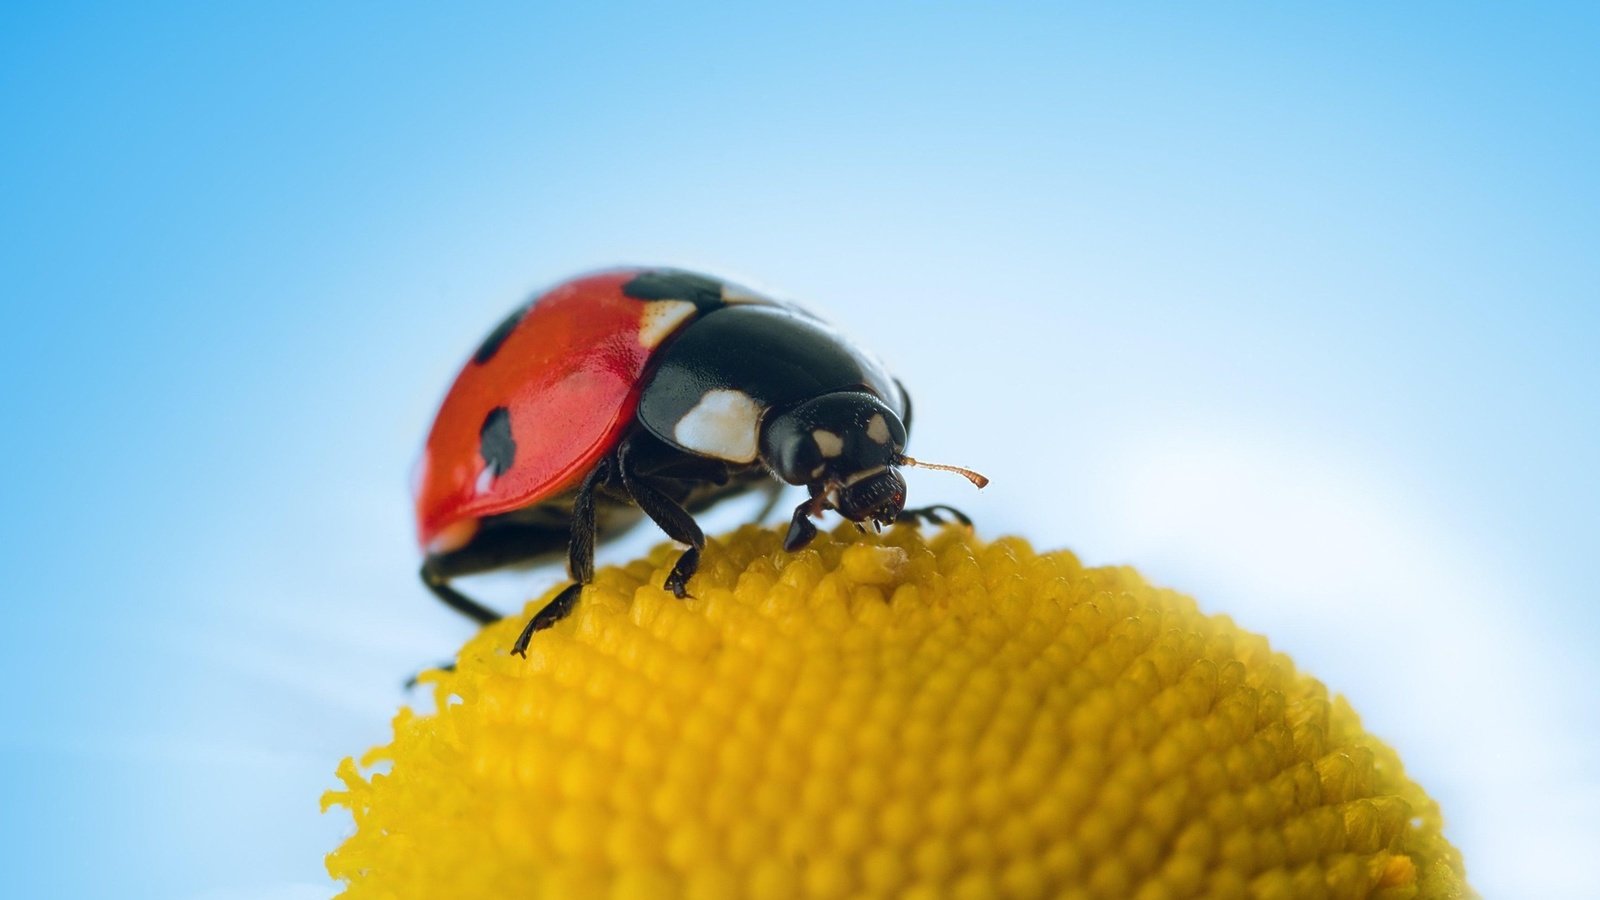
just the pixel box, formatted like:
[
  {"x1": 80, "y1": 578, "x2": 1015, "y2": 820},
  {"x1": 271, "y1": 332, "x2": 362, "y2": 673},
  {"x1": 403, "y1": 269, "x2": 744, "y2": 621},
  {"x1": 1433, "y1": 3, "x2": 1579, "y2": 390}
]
[{"x1": 2, "y1": 3, "x2": 1596, "y2": 897}]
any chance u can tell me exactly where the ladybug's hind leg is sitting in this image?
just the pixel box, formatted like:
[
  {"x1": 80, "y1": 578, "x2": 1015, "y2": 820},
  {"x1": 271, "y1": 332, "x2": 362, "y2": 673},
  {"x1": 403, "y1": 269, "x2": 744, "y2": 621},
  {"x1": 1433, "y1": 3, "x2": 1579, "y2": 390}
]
[
  {"x1": 510, "y1": 457, "x2": 613, "y2": 657},
  {"x1": 420, "y1": 563, "x2": 502, "y2": 625},
  {"x1": 618, "y1": 436, "x2": 706, "y2": 599}
]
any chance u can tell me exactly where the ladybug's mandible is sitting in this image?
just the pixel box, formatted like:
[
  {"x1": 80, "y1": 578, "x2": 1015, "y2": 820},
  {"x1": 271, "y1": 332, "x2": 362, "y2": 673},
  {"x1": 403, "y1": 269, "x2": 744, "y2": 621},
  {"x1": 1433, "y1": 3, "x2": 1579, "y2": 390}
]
[{"x1": 414, "y1": 268, "x2": 988, "y2": 655}]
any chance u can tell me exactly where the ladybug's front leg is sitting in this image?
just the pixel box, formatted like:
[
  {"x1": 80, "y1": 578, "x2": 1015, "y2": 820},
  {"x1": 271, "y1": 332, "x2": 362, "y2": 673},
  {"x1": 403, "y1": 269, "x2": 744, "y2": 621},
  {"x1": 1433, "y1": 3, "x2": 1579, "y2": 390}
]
[
  {"x1": 511, "y1": 457, "x2": 612, "y2": 657},
  {"x1": 784, "y1": 490, "x2": 829, "y2": 552},
  {"x1": 895, "y1": 504, "x2": 973, "y2": 528},
  {"x1": 618, "y1": 437, "x2": 705, "y2": 599}
]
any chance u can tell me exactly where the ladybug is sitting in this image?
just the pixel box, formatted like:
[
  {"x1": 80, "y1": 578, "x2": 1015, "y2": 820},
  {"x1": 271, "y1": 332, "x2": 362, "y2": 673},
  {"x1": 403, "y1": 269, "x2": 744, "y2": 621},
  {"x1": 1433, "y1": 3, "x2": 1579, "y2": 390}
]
[{"x1": 414, "y1": 268, "x2": 988, "y2": 656}]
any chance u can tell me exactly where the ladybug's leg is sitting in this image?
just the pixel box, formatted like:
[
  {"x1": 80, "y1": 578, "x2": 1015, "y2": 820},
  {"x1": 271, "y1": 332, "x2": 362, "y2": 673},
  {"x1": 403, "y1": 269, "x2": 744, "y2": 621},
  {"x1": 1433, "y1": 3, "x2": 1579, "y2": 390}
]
[
  {"x1": 618, "y1": 438, "x2": 705, "y2": 599},
  {"x1": 783, "y1": 491, "x2": 829, "y2": 552},
  {"x1": 419, "y1": 563, "x2": 502, "y2": 625},
  {"x1": 895, "y1": 504, "x2": 973, "y2": 528},
  {"x1": 511, "y1": 458, "x2": 612, "y2": 657}
]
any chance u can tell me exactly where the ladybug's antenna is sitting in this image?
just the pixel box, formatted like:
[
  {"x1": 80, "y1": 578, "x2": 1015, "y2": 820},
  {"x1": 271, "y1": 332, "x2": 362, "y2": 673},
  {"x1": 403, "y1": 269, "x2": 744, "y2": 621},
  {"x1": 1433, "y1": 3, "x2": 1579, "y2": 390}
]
[{"x1": 896, "y1": 455, "x2": 990, "y2": 489}]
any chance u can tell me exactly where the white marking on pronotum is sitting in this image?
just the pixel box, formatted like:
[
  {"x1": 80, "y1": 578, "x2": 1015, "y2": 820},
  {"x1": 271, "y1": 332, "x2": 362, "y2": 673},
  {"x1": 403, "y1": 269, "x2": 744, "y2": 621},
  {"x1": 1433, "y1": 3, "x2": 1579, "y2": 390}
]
[
  {"x1": 674, "y1": 389, "x2": 763, "y2": 462},
  {"x1": 866, "y1": 413, "x2": 891, "y2": 444},
  {"x1": 474, "y1": 465, "x2": 496, "y2": 495},
  {"x1": 813, "y1": 429, "x2": 844, "y2": 458},
  {"x1": 637, "y1": 300, "x2": 698, "y2": 348}
]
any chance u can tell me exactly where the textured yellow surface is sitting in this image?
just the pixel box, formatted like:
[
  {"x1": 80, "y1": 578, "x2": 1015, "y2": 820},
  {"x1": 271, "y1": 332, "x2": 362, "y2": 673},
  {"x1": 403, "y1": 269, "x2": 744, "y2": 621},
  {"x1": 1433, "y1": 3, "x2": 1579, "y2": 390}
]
[{"x1": 324, "y1": 524, "x2": 1469, "y2": 899}]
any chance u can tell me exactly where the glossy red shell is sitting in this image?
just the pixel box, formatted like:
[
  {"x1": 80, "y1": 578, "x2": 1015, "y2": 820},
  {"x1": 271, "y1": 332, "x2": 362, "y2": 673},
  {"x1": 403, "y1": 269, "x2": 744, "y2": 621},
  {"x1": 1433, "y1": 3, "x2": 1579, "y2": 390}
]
[{"x1": 413, "y1": 271, "x2": 666, "y2": 550}]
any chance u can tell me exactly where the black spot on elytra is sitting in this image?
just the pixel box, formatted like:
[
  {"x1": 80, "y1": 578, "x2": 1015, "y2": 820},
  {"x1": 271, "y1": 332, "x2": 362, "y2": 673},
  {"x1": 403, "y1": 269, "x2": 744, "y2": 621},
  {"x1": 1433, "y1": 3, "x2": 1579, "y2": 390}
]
[
  {"x1": 473, "y1": 301, "x2": 532, "y2": 365},
  {"x1": 479, "y1": 406, "x2": 516, "y2": 478},
  {"x1": 621, "y1": 270, "x2": 726, "y2": 313}
]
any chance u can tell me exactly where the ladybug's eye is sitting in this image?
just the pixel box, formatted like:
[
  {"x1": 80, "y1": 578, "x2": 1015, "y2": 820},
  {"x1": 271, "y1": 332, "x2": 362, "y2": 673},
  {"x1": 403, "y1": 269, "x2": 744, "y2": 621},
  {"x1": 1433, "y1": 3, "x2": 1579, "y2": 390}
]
[
  {"x1": 760, "y1": 391, "x2": 906, "y2": 487},
  {"x1": 760, "y1": 404, "x2": 831, "y2": 485},
  {"x1": 771, "y1": 429, "x2": 824, "y2": 485}
]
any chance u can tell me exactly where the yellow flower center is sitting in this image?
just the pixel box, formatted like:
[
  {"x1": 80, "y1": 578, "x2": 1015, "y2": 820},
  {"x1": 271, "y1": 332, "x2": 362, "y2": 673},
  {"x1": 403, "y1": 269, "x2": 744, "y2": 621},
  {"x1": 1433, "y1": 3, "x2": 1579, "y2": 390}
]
[{"x1": 324, "y1": 525, "x2": 1469, "y2": 898}]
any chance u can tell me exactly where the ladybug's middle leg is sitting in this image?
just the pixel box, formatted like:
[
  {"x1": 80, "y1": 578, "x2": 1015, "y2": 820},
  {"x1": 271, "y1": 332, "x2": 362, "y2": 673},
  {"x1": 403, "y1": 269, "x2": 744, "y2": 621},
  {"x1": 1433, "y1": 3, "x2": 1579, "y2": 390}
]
[
  {"x1": 511, "y1": 457, "x2": 612, "y2": 657},
  {"x1": 618, "y1": 437, "x2": 705, "y2": 599}
]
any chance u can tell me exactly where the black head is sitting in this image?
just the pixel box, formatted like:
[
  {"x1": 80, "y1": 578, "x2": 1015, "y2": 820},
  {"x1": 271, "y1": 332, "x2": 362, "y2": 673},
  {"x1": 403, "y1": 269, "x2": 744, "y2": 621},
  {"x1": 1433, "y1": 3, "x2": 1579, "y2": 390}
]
[{"x1": 760, "y1": 391, "x2": 909, "y2": 526}]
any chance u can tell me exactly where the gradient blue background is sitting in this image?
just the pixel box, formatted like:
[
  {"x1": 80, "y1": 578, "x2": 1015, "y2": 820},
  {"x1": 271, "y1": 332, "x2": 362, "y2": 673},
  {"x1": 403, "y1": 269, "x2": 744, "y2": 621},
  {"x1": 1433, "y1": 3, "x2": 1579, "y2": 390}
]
[{"x1": 3, "y1": 4, "x2": 1596, "y2": 897}]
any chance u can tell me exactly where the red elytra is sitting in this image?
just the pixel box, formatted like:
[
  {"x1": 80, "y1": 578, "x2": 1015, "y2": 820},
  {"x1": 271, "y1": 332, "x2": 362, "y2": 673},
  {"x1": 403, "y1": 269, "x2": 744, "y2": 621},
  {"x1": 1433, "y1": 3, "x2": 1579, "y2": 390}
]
[{"x1": 413, "y1": 270, "x2": 661, "y2": 552}]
